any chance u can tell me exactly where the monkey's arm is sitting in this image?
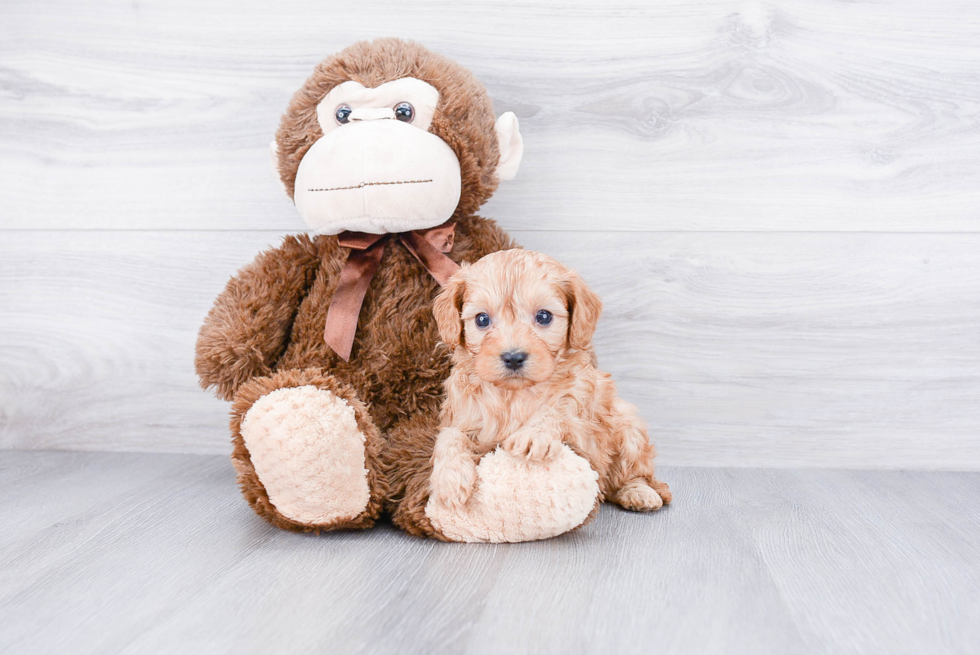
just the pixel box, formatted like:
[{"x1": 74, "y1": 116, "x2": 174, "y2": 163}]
[{"x1": 195, "y1": 235, "x2": 322, "y2": 401}]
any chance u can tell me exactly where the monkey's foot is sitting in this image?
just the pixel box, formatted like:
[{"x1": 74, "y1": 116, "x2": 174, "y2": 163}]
[
  {"x1": 240, "y1": 385, "x2": 371, "y2": 526},
  {"x1": 425, "y1": 445, "x2": 600, "y2": 543}
]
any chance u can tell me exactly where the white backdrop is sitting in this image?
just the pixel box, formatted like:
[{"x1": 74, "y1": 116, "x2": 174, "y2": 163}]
[{"x1": 2, "y1": 0, "x2": 978, "y2": 468}]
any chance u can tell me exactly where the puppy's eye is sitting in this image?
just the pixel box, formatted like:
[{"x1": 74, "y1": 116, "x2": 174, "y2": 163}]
[
  {"x1": 475, "y1": 312, "x2": 491, "y2": 329},
  {"x1": 394, "y1": 102, "x2": 414, "y2": 123},
  {"x1": 335, "y1": 104, "x2": 352, "y2": 124},
  {"x1": 535, "y1": 310, "x2": 553, "y2": 326}
]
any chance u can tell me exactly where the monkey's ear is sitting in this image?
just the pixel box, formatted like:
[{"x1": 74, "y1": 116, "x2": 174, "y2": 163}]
[
  {"x1": 433, "y1": 272, "x2": 467, "y2": 349},
  {"x1": 495, "y1": 112, "x2": 523, "y2": 181},
  {"x1": 269, "y1": 140, "x2": 289, "y2": 197},
  {"x1": 563, "y1": 270, "x2": 603, "y2": 351}
]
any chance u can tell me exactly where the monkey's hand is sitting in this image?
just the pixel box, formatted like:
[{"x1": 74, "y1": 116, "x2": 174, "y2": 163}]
[{"x1": 429, "y1": 427, "x2": 478, "y2": 511}]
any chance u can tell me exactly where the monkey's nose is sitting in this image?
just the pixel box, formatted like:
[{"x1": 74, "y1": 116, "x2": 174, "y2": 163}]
[
  {"x1": 348, "y1": 107, "x2": 396, "y2": 122},
  {"x1": 501, "y1": 350, "x2": 528, "y2": 371}
]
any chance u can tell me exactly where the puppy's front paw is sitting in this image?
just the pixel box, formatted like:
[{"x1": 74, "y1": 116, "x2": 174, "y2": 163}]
[
  {"x1": 613, "y1": 481, "x2": 665, "y2": 512},
  {"x1": 430, "y1": 453, "x2": 477, "y2": 511},
  {"x1": 503, "y1": 428, "x2": 563, "y2": 462}
]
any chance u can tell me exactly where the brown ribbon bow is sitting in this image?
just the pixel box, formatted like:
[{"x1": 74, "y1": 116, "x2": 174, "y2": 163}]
[{"x1": 324, "y1": 221, "x2": 460, "y2": 361}]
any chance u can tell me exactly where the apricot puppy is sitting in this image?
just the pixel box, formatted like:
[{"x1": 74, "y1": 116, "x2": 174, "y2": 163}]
[{"x1": 429, "y1": 249, "x2": 671, "y2": 514}]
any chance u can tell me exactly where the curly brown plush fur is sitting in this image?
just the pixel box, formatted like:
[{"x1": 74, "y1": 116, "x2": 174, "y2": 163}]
[{"x1": 195, "y1": 39, "x2": 516, "y2": 535}]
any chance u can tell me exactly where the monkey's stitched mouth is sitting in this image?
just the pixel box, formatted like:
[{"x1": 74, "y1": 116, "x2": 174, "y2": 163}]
[{"x1": 308, "y1": 179, "x2": 433, "y2": 192}]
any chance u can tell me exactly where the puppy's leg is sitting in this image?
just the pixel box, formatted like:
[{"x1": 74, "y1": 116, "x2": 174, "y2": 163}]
[
  {"x1": 503, "y1": 410, "x2": 565, "y2": 462},
  {"x1": 607, "y1": 398, "x2": 671, "y2": 511},
  {"x1": 429, "y1": 427, "x2": 478, "y2": 511},
  {"x1": 613, "y1": 481, "x2": 665, "y2": 511}
]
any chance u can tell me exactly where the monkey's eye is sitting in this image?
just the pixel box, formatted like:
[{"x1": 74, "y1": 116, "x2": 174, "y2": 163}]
[
  {"x1": 335, "y1": 105, "x2": 352, "y2": 124},
  {"x1": 475, "y1": 312, "x2": 491, "y2": 329},
  {"x1": 394, "y1": 102, "x2": 415, "y2": 123},
  {"x1": 535, "y1": 310, "x2": 553, "y2": 326}
]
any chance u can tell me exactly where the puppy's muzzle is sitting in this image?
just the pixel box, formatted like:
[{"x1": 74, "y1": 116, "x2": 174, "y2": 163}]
[{"x1": 501, "y1": 350, "x2": 528, "y2": 371}]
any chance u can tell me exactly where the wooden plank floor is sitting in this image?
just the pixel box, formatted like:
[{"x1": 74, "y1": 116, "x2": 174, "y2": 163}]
[{"x1": 1, "y1": 451, "x2": 977, "y2": 654}]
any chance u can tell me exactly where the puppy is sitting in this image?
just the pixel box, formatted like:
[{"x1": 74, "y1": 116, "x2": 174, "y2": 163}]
[{"x1": 429, "y1": 249, "x2": 671, "y2": 514}]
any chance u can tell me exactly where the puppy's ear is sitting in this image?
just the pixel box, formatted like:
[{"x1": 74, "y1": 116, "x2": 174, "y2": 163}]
[
  {"x1": 563, "y1": 269, "x2": 603, "y2": 351},
  {"x1": 433, "y1": 270, "x2": 467, "y2": 349}
]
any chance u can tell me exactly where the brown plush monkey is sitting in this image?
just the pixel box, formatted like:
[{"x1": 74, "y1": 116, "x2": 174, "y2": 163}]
[{"x1": 195, "y1": 39, "x2": 600, "y2": 541}]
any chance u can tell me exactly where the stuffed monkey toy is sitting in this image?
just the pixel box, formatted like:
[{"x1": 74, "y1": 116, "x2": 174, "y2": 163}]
[{"x1": 195, "y1": 39, "x2": 601, "y2": 542}]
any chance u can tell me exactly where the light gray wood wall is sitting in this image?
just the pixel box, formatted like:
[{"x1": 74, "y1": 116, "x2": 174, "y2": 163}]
[{"x1": 2, "y1": 0, "x2": 978, "y2": 468}]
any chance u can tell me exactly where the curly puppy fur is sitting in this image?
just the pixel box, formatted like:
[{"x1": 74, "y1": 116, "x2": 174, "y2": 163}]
[
  {"x1": 429, "y1": 250, "x2": 672, "y2": 513},
  {"x1": 195, "y1": 39, "x2": 514, "y2": 534}
]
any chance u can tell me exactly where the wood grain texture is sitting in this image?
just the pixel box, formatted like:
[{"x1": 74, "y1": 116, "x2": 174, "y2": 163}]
[
  {"x1": 2, "y1": 0, "x2": 979, "y2": 469},
  {"x1": 1, "y1": 230, "x2": 977, "y2": 468},
  {"x1": 1, "y1": 451, "x2": 978, "y2": 654},
  {"x1": 2, "y1": 0, "x2": 980, "y2": 231}
]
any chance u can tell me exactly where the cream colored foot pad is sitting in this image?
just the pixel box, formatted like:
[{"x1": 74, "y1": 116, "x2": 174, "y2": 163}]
[
  {"x1": 426, "y1": 446, "x2": 599, "y2": 543},
  {"x1": 241, "y1": 385, "x2": 370, "y2": 525}
]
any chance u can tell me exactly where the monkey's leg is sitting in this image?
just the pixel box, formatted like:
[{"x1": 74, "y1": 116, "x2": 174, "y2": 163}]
[
  {"x1": 380, "y1": 410, "x2": 446, "y2": 539},
  {"x1": 230, "y1": 368, "x2": 386, "y2": 532},
  {"x1": 384, "y1": 410, "x2": 601, "y2": 542}
]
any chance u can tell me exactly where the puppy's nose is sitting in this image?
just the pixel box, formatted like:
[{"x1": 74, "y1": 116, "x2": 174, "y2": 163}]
[{"x1": 501, "y1": 350, "x2": 528, "y2": 371}]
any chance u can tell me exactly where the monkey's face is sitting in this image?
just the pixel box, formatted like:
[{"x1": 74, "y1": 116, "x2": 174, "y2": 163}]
[
  {"x1": 277, "y1": 40, "x2": 525, "y2": 231},
  {"x1": 293, "y1": 78, "x2": 463, "y2": 235}
]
